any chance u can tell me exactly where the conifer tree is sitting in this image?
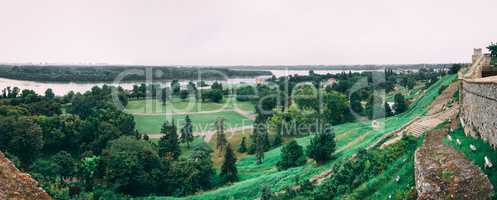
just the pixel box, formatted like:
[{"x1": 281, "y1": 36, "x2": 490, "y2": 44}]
[
  {"x1": 180, "y1": 115, "x2": 194, "y2": 148},
  {"x1": 220, "y1": 144, "x2": 238, "y2": 183},
  {"x1": 238, "y1": 137, "x2": 247, "y2": 153},
  {"x1": 158, "y1": 120, "x2": 180, "y2": 159},
  {"x1": 272, "y1": 131, "x2": 283, "y2": 147},
  {"x1": 215, "y1": 118, "x2": 227, "y2": 152}
]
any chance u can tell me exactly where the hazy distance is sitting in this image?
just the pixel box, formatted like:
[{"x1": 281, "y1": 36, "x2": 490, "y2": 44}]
[{"x1": 0, "y1": 0, "x2": 495, "y2": 65}]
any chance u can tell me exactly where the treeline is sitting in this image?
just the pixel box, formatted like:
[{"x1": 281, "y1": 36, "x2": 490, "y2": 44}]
[
  {"x1": 0, "y1": 65, "x2": 271, "y2": 82},
  {"x1": 0, "y1": 85, "x2": 223, "y2": 199}
]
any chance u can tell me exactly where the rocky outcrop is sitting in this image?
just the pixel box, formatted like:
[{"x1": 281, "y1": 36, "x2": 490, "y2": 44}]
[
  {"x1": 0, "y1": 151, "x2": 51, "y2": 200},
  {"x1": 415, "y1": 128, "x2": 493, "y2": 200}
]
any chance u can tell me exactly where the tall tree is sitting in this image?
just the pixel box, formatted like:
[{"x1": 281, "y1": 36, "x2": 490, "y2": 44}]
[
  {"x1": 220, "y1": 144, "x2": 238, "y2": 183},
  {"x1": 238, "y1": 137, "x2": 247, "y2": 153},
  {"x1": 385, "y1": 103, "x2": 394, "y2": 117},
  {"x1": 215, "y1": 118, "x2": 227, "y2": 152},
  {"x1": 255, "y1": 129, "x2": 265, "y2": 165},
  {"x1": 272, "y1": 131, "x2": 283, "y2": 147},
  {"x1": 306, "y1": 125, "x2": 336, "y2": 165},
  {"x1": 158, "y1": 120, "x2": 180, "y2": 160},
  {"x1": 393, "y1": 93, "x2": 408, "y2": 114},
  {"x1": 171, "y1": 80, "x2": 180, "y2": 96},
  {"x1": 180, "y1": 115, "x2": 194, "y2": 148},
  {"x1": 44, "y1": 88, "x2": 55, "y2": 99}
]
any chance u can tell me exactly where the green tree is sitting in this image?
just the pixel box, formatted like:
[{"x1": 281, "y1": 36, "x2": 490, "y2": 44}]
[
  {"x1": 272, "y1": 131, "x2": 283, "y2": 147},
  {"x1": 260, "y1": 186, "x2": 273, "y2": 200},
  {"x1": 323, "y1": 91, "x2": 352, "y2": 125},
  {"x1": 51, "y1": 151, "x2": 75, "y2": 181},
  {"x1": 294, "y1": 84, "x2": 319, "y2": 111},
  {"x1": 393, "y1": 93, "x2": 408, "y2": 114},
  {"x1": 385, "y1": 103, "x2": 394, "y2": 117},
  {"x1": 238, "y1": 137, "x2": 247, "y2": 153},
  {"x1": 45, "y1": 88, "x2": 55, "y2": 99},
  {"x1": 179, "y1": 90, "x2": 189, "y2": 100},
  {"x1": 306, "y1": 125, "x2": 336, "y2": 165},
  {"x1": 180, "y1": 115, "x2": 194, "y2": 148},
  {"x1": 171, "y1": 146, "x2": 215, "y2": 195},
  {"x1": 158, "y1": 121, "x2": 180, "y2": 159},
  {"x1": 220, "y1": 144, "x2": 238, "y2": 183},
  {"x1": 8, "y1": 117, "x2": 44, "y2": 167},
  {"x1": 277, "y1": 140, "x2": 306, "y2": 170},
  {"x1": 171, "y1": 80, "x2": 180, "y2": 95},
  {"x1": 215, "y1": 118, "x2": 227, "y2": 151},
  {"x1": 102, "y1": 136, "x2": 162, "y2": 196},
  {"x1": 487, "y1": 42, "x2": 497, "y2": 57},
  {"x1": 449, "y1": 64, "x2": 463, "y2": 74}
]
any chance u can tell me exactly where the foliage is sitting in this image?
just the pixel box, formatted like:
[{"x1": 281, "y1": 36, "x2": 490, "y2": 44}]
[
  {"x1": 159, "y1": 121, "x2": 181, "y2": 159},
  {"x1": 220, "y1": 144, "x2": 238, "y2": 183},
  {"x1": 322, "y1": 91, "x2": 353, "y2": 125},
  {"x1": 487, "y1": 42, "x2": 497, "y2": 57},
  {"x1": 448, "y1": 64, "x2": 463, "y2": 74},
  {"x1": 0, "y1": 65, "x2": 270, "y2": 82},
  {"x1": 393, "y1": 93, "x2": 408, "y2": 114},
  {"x1": 306, "y1": 126, "x2": 336, "y2": 165},
  {"x1": 102, "y1": 136, "x2": 163, "y2": 196},
  {"x1": 179, "y1": 115, "x2": 194, "y2": 148},
  {"x1": 238, "y1": 137, "x2": 247, "y2": 153},
  {"x1": 277, "y1": 140, "x2": 306, "y2": 170}
]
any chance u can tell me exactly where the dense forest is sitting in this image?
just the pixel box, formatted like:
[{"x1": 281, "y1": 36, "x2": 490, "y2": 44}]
[{"x1": 0, "y1": 65, "x2": 271, "y2": 82}]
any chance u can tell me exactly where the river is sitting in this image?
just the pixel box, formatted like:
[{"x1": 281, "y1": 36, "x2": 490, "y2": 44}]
[{"x1": 0, "y1": 69, "x2": 373, "y2": 96}]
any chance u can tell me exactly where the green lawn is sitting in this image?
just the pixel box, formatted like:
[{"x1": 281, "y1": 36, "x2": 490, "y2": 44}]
[
  {"x1": 141, "y1": 74, "x2": 457, "y2": 200},
  {"x1": 134, "y1": 111, "x2": 253, "y2": 134},
  {"x1": 125, "y1": 97, "x2": 255, "y2": 114},
  {"x1": 444, "y1": 127, "x2": 497, "y2": 196}
]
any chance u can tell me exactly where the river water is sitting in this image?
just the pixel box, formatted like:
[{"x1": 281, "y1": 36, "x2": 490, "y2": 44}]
[{"x1": 0, "y1": 69, "x2": 371, "y2": 96}]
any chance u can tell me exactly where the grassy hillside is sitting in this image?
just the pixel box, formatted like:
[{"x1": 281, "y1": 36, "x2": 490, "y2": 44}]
[{"x1": 143, "y1": 74, "x2": 456, "y2": 200}]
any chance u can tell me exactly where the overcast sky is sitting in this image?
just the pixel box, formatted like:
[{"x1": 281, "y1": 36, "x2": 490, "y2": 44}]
[{"x1": 0, "y1": 0, "x2": 495, "y2": 65}]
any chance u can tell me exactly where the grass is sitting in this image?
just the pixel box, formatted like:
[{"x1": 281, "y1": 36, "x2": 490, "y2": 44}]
[
  {"x1": 141, "y1": 74, "x2": 457, "y2": 200},
  {"x1": 444, "y1": 127, "x2": 497, "y2": 196},
  {"x1": 125, "y1": 97, "x2": 255, "y2": 114},
  {"x1": 134, "y1": 111, "x2": 253, "y2": 134}
]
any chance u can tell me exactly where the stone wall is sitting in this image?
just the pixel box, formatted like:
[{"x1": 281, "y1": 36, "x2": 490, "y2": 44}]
[
  {"x1": 0, "y1": 151, "x2": 51, "y2": 199},
  {"x1": 460, "y1": 79, "x2": 497, "y2": 148}
]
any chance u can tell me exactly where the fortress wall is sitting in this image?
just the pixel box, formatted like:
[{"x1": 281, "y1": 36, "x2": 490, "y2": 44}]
[{"x1": 461, "y1": 80, "x2": 497, "y2": 148}]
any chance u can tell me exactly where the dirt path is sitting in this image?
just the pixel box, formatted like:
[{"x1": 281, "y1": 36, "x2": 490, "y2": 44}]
[{"x1": 415, "y1": 127, "x2": 493, "y2": 199}]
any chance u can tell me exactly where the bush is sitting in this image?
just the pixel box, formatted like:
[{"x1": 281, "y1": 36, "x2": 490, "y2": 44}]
[{"x1": 277, "y1": 140, "x2": 306, "y2": 170}]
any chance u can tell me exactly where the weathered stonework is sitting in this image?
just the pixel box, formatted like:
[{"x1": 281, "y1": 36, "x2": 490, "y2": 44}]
[
  {"x1": 0, "y1": 151, "x2": 51, "y2": 200},
  {"x1": 460, "y1": 49, "x2": 497, "y2": 148},
  {"x1": 415, "y1": 128, "x2": 493, "y2": 200}
]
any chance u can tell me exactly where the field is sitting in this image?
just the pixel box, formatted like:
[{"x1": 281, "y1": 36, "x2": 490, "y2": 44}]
[
  {"x1": 125, "y1": 97, "x2": 255, "y2": 114},
  {"x1": 134, "y1": 111, "x2": 253, "y2": 134},
  {"x1": 127, "y1": 97, "x2": 256, "y2": 134},
  {"x1": 141, "y1": 74, "x2": 457, "y2": 200}
]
